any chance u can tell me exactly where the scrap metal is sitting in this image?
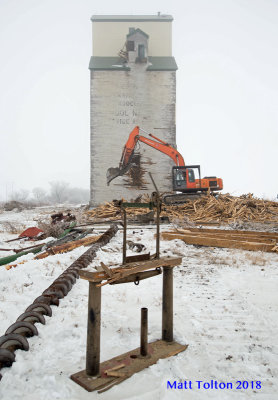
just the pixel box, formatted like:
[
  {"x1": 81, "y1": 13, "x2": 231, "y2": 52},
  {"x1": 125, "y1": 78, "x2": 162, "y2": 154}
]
[{"x1": 0, "y1": 224, "x2": 118, "y2": 381}]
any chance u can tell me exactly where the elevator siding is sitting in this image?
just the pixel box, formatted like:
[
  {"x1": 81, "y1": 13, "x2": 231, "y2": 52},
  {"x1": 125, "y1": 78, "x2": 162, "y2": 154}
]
[{"x1": 90, "y1": 66, "x2": 176, "y2": 206}]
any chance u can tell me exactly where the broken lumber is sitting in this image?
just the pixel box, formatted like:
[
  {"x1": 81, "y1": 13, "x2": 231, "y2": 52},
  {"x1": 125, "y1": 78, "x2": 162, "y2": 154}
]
[
  {"x1": 86, "y1": 193, "x2": 278, "y2": 225},
  {"x1": 5, "y1": 234, "x2": 102, "y2": 270},
  {"x1": 35, "y1": 234, "x2": 102, "y2": 259}
]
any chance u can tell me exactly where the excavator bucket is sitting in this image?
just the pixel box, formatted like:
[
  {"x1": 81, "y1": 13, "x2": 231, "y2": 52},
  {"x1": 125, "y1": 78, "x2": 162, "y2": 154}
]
[
  {"x1": 106, "y1": 162, "x2": 135, "y2": 185},
  {"x1": 106, "y1": 167, "x2": 122, "y2": 185}
]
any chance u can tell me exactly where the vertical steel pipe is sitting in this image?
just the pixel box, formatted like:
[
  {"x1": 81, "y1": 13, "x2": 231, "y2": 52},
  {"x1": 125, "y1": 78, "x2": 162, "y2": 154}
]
[
  {"x1": 122, "y1": 209, "x2": 127, "y2": 264},
  {"x1": 140, "y1": 307, "x2": 148, "y2": 356},
  {"x1": 86, "y1": 281, "x2": 101, "y2": 376},
  {"x1": 156, "y1": 202, "x2": 160, "y2": 259},
  {"x1": 162, "y1": 266, "x2": 173, "y2": 342}
]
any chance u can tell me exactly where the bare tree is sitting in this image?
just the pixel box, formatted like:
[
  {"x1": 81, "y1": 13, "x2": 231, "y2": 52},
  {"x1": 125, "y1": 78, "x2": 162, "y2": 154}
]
[
  {"x1": 32, "y1": 187, "x2": 47, "y2": 205},
  {"x1": 10, "y1": 189, "x2": 29, "y2": 202},
  {"x1": 49, "y1": 181, "x2": 69, "y2": 204}
]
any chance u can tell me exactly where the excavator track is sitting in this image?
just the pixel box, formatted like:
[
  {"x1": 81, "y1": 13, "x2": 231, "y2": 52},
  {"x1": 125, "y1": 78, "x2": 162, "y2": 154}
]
[{"x1": 162, "y1": 192, "x2": 210, "y2": 205}]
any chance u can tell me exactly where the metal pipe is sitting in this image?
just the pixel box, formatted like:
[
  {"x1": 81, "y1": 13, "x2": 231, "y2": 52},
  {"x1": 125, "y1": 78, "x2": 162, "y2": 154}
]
[
  {"x1": 148, "y1": 172, "x2": 160, "y2": 195},
  {"x1": 140, "y1": 307, "x2": 148, "y2": 356},
  {"x1": 162, "y1": 266, "x2": 173, "y2": 342},
  {"x1": 122, "y1": 209, "x2": 127, "y2": 264},
  {"x1": 86, "y1": 281, "x2": 101, "y2": 376},
  {"x1": 156, "y1": 201, "x2": 160, "y2": 259},
  {"x1": 148, "y1": 173, "x2": 160, "y2": 259}
]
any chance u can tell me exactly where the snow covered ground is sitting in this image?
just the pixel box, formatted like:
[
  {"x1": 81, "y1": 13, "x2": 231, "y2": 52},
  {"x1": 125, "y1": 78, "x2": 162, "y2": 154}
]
[{"x1": 0, "y1": 208, "x2": 277, "y2": 399}]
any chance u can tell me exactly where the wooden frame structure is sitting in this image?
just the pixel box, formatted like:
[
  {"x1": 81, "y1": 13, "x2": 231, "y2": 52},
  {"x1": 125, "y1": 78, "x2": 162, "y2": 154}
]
[
  {"x1": 70, "y1": 256, "x2": 186, "y2": 393},
  {"x1": 71, "y1": 195, "x2": 187, "y2": 393}
]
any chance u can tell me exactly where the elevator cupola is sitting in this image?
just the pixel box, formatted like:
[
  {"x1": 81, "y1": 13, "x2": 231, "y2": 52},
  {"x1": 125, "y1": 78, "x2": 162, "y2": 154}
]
[{"x1": 126, "y1": 28, "x2": 149, "y2": 63}]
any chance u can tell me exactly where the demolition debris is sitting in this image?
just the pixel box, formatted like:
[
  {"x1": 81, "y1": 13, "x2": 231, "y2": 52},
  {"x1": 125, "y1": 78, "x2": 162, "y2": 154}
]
[{"x1": 87, "y1": 193, "x2": 278, "y2": 225}]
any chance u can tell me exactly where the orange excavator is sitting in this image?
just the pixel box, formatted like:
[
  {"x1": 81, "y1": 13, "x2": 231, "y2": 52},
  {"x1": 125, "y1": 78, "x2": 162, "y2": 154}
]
[{"x1": 106, "y1": 126, "x2": 223, "y2": 204}]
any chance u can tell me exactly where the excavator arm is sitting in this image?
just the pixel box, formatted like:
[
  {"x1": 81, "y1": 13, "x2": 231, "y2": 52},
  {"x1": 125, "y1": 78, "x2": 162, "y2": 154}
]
[{"x1": 107, "y1": 126, "x2": 185, "y2": 185}]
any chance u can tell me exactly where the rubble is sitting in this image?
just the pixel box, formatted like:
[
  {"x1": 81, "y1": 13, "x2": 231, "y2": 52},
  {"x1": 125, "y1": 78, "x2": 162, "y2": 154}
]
[
  {"x1": 3, "y1": 201, "x2": 26, "y2": 212},
  {"x1": 86, "y1": 193, "x2": 278, "y2": 226}
]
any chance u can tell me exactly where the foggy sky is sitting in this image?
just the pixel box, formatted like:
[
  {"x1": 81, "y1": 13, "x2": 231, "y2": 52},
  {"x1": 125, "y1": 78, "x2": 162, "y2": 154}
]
[{"x1": 0, "y1": 0, "x2": 277, "y2": 201}]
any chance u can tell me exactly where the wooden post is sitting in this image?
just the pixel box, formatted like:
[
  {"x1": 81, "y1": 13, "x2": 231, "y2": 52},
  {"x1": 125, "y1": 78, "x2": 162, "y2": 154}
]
[
  {"x1": 86, "y1": 281, "x2": 101, "y2": 376},
  {"x1": 140, "y1": 308, "x2": 148, "y2": 356},
  {"x1": 162, "y1": 266, "x2": 173, "y2": 342}
]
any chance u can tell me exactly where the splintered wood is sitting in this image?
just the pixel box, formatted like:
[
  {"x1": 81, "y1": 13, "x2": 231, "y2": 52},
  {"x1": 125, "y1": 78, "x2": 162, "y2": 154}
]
[
  {"x1": 86, "y1": 198, "x2": 152, "y2": 221},
  {"x1": 87, "y1": 194, "x2": 278, "y2": 225},
  {"x1": 168, "y1": 194, "x2": 278, "y2": 225}
]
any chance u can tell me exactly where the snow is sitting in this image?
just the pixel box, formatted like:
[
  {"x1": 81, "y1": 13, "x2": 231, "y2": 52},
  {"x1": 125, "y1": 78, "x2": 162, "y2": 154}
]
[{"x1": 0, "y1": 208, "x2": 277, "y2": 399}]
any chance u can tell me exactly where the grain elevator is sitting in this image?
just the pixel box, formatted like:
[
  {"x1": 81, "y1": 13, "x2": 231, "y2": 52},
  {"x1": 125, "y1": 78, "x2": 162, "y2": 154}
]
[{"x1": 90, "y1": 14, "x2": 177, "y2": 206}]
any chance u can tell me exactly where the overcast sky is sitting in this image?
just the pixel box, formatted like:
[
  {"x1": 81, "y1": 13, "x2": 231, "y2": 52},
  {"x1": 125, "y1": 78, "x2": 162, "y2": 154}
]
[{"x1": 0, "y1": 0, "x2": 277, "y2": 201}]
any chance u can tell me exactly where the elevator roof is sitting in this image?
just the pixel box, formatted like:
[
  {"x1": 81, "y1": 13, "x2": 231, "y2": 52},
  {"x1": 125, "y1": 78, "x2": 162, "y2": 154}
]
[{"x1": 91, "y1": 15, "x2": 173, "y2": 22}]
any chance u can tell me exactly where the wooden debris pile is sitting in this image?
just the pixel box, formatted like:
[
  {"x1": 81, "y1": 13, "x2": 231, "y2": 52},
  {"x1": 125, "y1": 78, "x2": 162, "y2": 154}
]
[
  {"x1": 86, "y1": 196, "x2": 152, "y2": 221},
  {"x1": 164, "y1": 193, "x2": 278, "y2": 224},
  {"x1": 87, "y1": 194, "x2": 278, "y2": 224}
]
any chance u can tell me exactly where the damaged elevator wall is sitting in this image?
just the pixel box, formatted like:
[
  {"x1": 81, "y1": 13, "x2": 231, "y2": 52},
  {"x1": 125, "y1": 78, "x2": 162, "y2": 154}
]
[{"x1": 90, "y1": 15, "x2": 177, "y2": 206}]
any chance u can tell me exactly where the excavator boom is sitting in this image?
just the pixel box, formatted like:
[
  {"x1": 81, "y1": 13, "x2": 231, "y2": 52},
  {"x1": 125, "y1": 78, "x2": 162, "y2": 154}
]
[
  {"x1": 106, "y1": 126, "x2": 185, "y2": 185},
  {"x1": 106, "y1": 126, "x2": 223, "y2": 201}
]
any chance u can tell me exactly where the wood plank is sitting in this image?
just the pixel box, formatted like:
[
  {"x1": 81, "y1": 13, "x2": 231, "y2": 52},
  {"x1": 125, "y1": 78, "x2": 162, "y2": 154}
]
[
  {"x1": 125, "y1": 253, "x2": 151, "y2": 263},
  {"x1": 161, "y1": 232, "x2": 277, "y2": 253},
  {"x1": 104, "y1": 363, "x2": 125, "y2": 374},
  {"x1": 97, "y1": 257, "x2": 182, "y2": 287},
  {"x1": 175, "y1": 227, "x2": 278, "y2": 240},
  {"x1": 35, "y1": 234, "x2": 102, "y2": 260},
  {"x1": 164, "y1": 231, "x2": 277, "y2": 244},
  {"x1": 79, "y1": 257, "x2": 182, "y2": 284},
  {"x1": 105, "y1": 370, "x2": 127, "y2": 378},
  {"x1": 110, "y1": 269, "x2": 162, "y2": 285},
  {"x1": 70, "y1": 340, "x2": 187, "y2": 393}
]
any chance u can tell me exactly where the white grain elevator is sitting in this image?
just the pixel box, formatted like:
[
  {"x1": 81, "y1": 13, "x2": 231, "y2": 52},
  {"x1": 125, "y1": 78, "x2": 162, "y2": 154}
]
[{"x1": 90, "y1": 14, "x2": 177, "y2": 206}]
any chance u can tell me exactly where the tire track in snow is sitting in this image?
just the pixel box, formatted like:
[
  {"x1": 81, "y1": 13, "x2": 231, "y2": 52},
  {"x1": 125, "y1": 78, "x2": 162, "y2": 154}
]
[{"x1": 171, "y1": 252, "x2": 278, "y2": 398}]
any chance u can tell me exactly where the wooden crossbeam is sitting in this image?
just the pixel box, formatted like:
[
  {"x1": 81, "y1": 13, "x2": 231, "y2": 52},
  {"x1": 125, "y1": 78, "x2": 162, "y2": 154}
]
[
  {"x1": 79, "y1": 257, "x2": 182, "y2": 286},
  {"x1": 110, "y1": 269, "x2": 162, "y2": 284}
]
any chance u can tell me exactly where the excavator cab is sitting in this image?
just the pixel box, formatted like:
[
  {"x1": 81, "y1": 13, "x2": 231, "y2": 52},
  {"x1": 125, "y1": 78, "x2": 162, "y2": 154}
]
[{"x1": 172, "y1": 165, "x2": 201, "y2": 192}]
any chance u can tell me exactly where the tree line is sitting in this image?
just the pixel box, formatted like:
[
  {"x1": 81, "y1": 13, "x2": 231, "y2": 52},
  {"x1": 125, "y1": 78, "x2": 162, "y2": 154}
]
[{"x1": 5, "y1": 181, "x2": 89, "y2": 206}]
